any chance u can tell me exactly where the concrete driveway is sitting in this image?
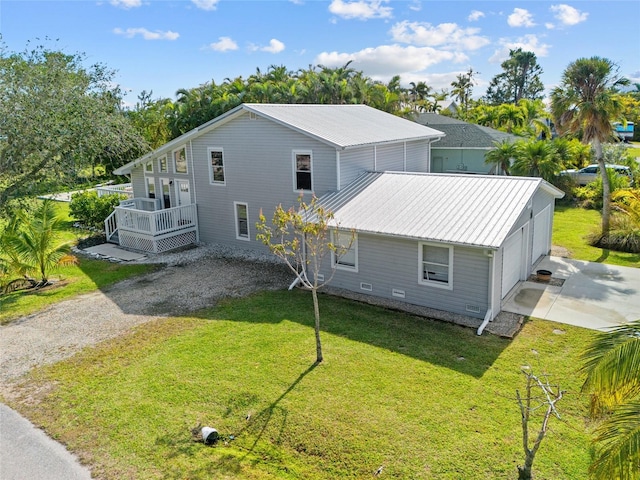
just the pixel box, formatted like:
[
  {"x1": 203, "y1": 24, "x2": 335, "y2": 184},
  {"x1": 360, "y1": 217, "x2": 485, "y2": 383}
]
[{"x1": 502, "y1": 256, "x2": 640, "y2": 331}]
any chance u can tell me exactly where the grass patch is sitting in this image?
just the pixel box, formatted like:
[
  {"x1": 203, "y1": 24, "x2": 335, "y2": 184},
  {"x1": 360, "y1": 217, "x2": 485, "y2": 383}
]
[
  {"x1": 553, "y1": 204, "x2": 640, "y2": 267},
  {"x1": 0, "y1": 201, "x2": 155, "y2": 324},
  {"x1": 6, "y1": 290, "x2": 594, "y2": 479}
]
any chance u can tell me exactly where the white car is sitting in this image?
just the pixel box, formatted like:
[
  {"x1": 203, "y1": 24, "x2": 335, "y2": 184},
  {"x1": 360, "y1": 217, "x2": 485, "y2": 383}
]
[{"x1": 560, "y1": 164, "x2": 632, "y2": 186}]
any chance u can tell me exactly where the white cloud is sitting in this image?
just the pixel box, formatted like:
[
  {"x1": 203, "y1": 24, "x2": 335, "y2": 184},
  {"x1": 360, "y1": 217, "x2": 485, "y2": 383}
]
[
  {"x1": 390, "y1": 21, "x2": 490, "y2": 51},
  {"x1": 110, "y1": 0, "x2": 142, "y2": 9},
  {"x1": 489, "y1": 34, "x2": 550, "y2": 63},
  {"x1": 507, "y1": 8, "x2": 535, "y2": 27},
  {"x1": 250, "y1": 39, "x2": 286, "y2": 54},
  {"x1": 191, "y1": 0, "x2": 220, "y2": 11},
  {"x1": 315, "y1": 44, "x2": 468, "y2": 79},
  {"x1": 113, "y1": 27, "x2": 180, "y2": 40},
  {"x1": 328, "y1": 0, "x2": 393, "y2": 20},
  {"x1": 208, "y1": 36, "x2": 238, "y2": 52},
  {"x1": 408, "y1": 0, "x2": 421, "y2": 12},
  {"x1": 468, "y1": 10, "x2": 485, "y2": 22},
  {"x1": 550, "y1": 4, "x2": 588, "y2": 26}
]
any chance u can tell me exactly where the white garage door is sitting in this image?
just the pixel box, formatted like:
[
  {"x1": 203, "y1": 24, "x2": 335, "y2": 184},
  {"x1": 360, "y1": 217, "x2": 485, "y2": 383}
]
[
  {"x1": 502, "y1": 229, "x2": 523, "y2": 298},
  {"x1": 531, "y1": 205, "x2": 551, "y2": 264}
]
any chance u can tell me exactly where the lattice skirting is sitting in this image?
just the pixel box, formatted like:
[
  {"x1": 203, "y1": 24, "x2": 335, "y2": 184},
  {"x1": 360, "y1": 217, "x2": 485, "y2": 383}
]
[{"x1": 118, "y1": 229, "x2": 197, "y2": 253}]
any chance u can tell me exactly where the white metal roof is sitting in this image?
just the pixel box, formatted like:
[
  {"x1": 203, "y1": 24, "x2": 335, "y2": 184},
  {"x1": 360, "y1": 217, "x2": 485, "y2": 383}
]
[
  {"x1": 318, "y1": 171, "x2": 564, "y2": 249},
  {"x1": 115, "y1": 103, "x2": 444, "y2": 175},
  {"x1": 242, "y1": 104, "x2": 444, "y2": 149}
]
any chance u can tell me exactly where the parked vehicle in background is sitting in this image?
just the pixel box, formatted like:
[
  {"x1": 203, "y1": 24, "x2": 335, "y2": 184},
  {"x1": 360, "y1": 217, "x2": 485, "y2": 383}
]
[{"x1": 560, "y1": 164, "x2": 633, "y2": 186}]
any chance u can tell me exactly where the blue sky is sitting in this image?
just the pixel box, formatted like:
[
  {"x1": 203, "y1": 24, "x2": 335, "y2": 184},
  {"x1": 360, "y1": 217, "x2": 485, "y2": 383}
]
[{"x1": 2, "y1": 0, "x2": 639, "y2": 107}]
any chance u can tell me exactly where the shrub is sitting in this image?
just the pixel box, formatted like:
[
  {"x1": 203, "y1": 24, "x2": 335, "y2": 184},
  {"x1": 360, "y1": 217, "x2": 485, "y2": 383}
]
[
  {"x1": 573, "y1": 169, "x2": 632, "y2": 210},
  {"x1": 69, "y1": 191, "x2": 126, "y2": 230},
  {"x1": 588, "y1": 214, "x2": 640, "y2": 253}
]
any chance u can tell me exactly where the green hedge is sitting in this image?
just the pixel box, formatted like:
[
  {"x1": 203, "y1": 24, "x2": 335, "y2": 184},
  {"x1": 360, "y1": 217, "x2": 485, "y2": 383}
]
[{"x1": 69, "y1": 191, "x2": 126, "y2": 230}]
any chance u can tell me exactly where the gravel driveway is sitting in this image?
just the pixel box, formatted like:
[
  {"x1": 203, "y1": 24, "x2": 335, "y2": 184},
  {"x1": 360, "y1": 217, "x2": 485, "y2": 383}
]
[{"x1": 0, "y1": 245, "x2": 292, "y2": 391}]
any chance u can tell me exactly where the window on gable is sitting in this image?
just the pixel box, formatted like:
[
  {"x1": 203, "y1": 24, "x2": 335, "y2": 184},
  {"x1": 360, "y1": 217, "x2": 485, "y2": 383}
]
[
  {"x1": 209, "y1": 148, "x2": 225, "y2": 184},
  {"x1": 159, "y1": 156, "x2": 168, "y2": 173},
  {"x1": 419, "y1": 243, "x2": 453, "y2": 289},
  {"x1": 173, "y1": 147, "x2": 187, "y2": 174},
  {"x1": 332, "y1": 230, "x2": 357, "y2": 272},
  {"x1": 145, "y1": 161, "x2": 153, "y2": 173},
  {"x1": 294, "y1": 152, "x2": 312, "y2": 191},
  {"x1": 235, "y1": 202, "x2": 249, "y2": 241}
]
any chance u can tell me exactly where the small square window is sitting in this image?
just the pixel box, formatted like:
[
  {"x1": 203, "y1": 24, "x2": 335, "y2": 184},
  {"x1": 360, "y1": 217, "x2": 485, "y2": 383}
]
[
  {"x1": 294, "y1": 152, "x2": 312, "y2": 191},
  {"x1": 173, "y1": 147, "x2": 187, "y2": 174},
  {"x1": 145, "y1": 161, "x2": 153, "y2": 173},
  {"x1": 209, "y1": 149, "x2": 225, "y2": 184}
]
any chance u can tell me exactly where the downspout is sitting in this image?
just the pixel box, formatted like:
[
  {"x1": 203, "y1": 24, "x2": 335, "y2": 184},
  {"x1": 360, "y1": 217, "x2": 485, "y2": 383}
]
[{"x1": 477, "y1": 249, "x2": 495, "y2": 335}]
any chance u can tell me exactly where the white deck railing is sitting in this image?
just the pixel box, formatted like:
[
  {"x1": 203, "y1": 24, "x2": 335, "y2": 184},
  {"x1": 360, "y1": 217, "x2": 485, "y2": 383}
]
[
  {"x1": 96, "y1": 183, "x2": 133, "y2": 198},
  {"x1": 114, "y1": 203, "x2": 197, "y2": 237}
]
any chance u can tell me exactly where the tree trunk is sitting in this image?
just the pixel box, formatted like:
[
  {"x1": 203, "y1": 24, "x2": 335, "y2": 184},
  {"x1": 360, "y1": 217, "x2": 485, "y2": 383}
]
[
  {"x1": 594, "y1": 139, "x2": 611, "y2": 236},
  {"x1": 311, "y1": 288, "x2": 323, "y2": 363}
]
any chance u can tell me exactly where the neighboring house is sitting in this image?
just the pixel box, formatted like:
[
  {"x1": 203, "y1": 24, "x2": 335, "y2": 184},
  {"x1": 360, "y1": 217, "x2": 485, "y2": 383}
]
[
  {"x1": 110, "y1": 103, "x2": 563, "y2": 326},
  {"x1": 414, "y1": 113, "x2": 520, "y2": 174}
]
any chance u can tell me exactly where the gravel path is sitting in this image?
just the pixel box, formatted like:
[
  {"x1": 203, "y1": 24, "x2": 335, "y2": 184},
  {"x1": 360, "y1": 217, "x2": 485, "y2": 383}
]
[{"x1": 0, "y1": 245, "x2": 292, "y2": 390}]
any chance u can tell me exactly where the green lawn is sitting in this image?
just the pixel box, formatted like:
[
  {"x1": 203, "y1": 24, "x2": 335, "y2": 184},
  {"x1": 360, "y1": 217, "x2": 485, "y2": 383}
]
[
  {"x1": 7, "y1": 290, "x2": 594, "y2": 479},
  {"x1": 553, "y1": 204, "x2": 640, "y2": 267}
]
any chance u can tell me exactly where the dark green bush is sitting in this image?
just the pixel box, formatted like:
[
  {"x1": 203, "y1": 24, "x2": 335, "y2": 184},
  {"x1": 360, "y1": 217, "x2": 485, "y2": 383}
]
[
  {"x1": 69, "y1": 191, "x2": 126, "y2": 230},
  {"x1": 588, "y1": 214, "x2": 640, "y2": 253}
]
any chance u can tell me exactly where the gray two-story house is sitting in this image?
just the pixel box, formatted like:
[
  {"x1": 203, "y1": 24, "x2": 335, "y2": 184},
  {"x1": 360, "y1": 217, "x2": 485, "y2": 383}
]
[{"x1": 111, "y1": 103, "x2": 563, "y2": 325}]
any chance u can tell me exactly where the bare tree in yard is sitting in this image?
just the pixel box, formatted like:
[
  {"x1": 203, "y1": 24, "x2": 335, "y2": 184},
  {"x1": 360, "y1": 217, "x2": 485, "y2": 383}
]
[
  {"x1": 256, "y1": 195, "x2": 354, "y2": 364},
  {"x1": 515, "y1": 368, "x2": 565, "y2": 480}
]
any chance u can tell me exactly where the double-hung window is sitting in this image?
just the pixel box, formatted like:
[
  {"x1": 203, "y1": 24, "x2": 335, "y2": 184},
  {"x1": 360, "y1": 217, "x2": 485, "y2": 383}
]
[
  {"x1": 173, "y1": 147, "x2": 187, "y2": 174},
  {"x1": 209, "y1": 148, "x2": 225, "y2": 184},
  {"x1": 234, "y1": 202, "x2": 249, "y2": 241},
  {"x1": 419, "y1": 243, "x2": 453, "y2": 289},
  {"x1": 331, "y1": 230, "x2": 358, "y2": 272},
  {"x1": 294, "y1": 151, "x2": 312, "y2": 191}
]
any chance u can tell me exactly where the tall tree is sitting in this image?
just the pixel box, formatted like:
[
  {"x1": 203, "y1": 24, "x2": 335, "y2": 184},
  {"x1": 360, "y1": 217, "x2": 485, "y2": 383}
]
[
  {"x1": 450, "y1": 67, "x2": 478, "y2": 115},
  {"x1": 484, "y1": 48, "x2": 545, "y2": 105},
  {"x1": 580, "y1": 319, "x2": 640, "y2": 480},
  {"x1": 550, "y1": 57, "x2": 629, "y2": 237},
  {"x1": 0, "y1": 41, "x2": 148, "y2": 212}
]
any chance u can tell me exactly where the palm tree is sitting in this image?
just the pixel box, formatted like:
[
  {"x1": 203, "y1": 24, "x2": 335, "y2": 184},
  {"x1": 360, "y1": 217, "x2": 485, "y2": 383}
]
[
  {"x1": 1, "y1": 200, "x2": 75, "y2": 286},
  {"x1": 511, "y1": 140, "x2": 560, "y2": 182},
  {"x1": 485, "y1": 140, "x2": 517, "y2": 175},
  {"x1": 580, "y1": 319, "x2": 640, "y2": 480},
  {"x1": 496, "y1": 103, "x2": 525, "y2": 133},
  {"x1": 550, "y1": 57, "x2": 629, "y2": 237}
]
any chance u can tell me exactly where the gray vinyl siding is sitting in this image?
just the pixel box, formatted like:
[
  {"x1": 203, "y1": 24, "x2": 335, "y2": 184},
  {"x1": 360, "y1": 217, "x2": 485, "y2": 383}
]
[
  {"x1": 322, "y1": 233, "x2": 490, "y2": 318},
  {"x1": 405, "y1": 141, "x2": 429, "y2": 172},
  {"x1": 375, "y1": 143, "x2": 404, "y2": 171},
  {"x1": 340, "y1": 147, "x2": 375, "y2": 188},
  {"x1": 131, "y1": 167, "x2": 146, "y2": 197},
  {"x1": 188, "y1": 112, "x2": 338, "y2": 249}
]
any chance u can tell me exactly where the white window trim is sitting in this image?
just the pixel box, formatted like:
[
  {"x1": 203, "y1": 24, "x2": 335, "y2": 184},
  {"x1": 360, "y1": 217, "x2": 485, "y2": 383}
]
[
  {"x1": 293, "y1": 150, "x2": 313, "y2": 192},
  {"x1": 144, "y1": 161, "x2": 154, "y2": 173},
  {"x1": 418, "y1": 242, "x2": 453, "y2": 290},
  {"x1": 173, "y1": 146, "x2": 188, "y2": 174},
  {"x1": 145, "y1": 176, "x2": 156, "y2": 198},
  {"x1": 331, "y1": 230, "x2": 358, "y2": 272},
  {"x1": 208, "y1": 147, "x2": 226, "y2": 185},
  {"x1": 234, "y1": 201, "x2": 250, "y2": 241},
  {"x1": 158, "y1": 155, "x2": 168, "y2": 173}
]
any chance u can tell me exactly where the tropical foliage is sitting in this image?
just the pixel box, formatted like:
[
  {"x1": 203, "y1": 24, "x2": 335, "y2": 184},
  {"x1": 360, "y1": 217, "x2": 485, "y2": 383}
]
[
  {"x1": 0, "y1": 200, "x2": 76, "y2": 289},
  {"x1": 550, "y1": 56, "x2": 630, "y2": 236},
  {"x1": 484, "y1": 48, "x2": 545, "y2": 105},
  {"x1": 581, "y1": 320, "x2": 640, "y2": 480}
]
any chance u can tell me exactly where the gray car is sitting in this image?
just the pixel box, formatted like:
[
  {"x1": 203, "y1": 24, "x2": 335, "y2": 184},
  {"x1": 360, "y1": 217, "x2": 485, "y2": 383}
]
[{"x1": 560, "y1": 164, "x2": 632, "y2": 186}]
